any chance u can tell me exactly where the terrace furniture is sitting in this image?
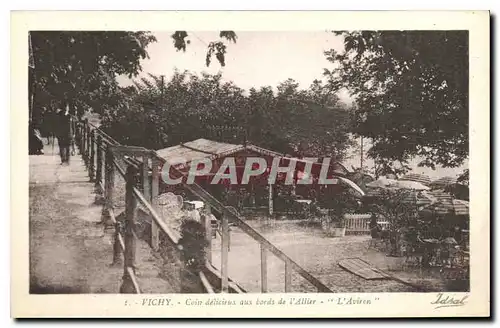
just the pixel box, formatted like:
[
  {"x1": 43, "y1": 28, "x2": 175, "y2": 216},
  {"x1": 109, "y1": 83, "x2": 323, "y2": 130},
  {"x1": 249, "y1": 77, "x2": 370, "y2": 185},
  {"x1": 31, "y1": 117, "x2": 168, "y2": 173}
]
[
  {"x1": 402, "y1": 240, "x2": 424, "y2": 268},
  {"x1": 368, "y1": 227, "x2": 390, "y2": 251}
]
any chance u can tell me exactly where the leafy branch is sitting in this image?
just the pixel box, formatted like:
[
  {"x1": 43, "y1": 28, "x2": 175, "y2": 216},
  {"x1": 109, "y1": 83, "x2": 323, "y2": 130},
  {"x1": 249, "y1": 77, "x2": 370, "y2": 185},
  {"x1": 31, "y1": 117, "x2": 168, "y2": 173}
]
[{"x1": 171, "y1": 31, "x2": 238, "y2": 67}]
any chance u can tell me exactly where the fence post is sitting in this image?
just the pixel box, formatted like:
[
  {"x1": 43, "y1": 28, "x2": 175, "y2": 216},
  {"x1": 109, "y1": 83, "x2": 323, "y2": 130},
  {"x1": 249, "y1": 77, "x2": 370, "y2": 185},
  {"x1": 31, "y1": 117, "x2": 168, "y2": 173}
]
[
  {"x1": 111, "y1": 220, "x2": 123, "y2": 267},
  {"x1": 81, "y1": 122, "x2": 86, "y2": 156},
  {"x1": 78, "y1": 123, "x2": 84, "y2": 155},
  {"x1": 142, "y1": 154, "x2": 151, "y2": 201},
  {"x1": 83, "y1": 119, "x2": 89, "y2": 164},
  {"x1": 201, "y1": 205, "x2": 212, "y2": 264},
  {"x1": 151, "y1": 155, "x2": 160, "y2": 250},
  {"x1": 102, "y1": 146, "x2": 115, "y2": 224},
  {"x1": 285, "y1": 260, "x2": 292, "y2": 292},
  {"x1": 95, "y1": 134, "x2": 103, "y2": 192},
  {"x1": 86, "y1": 122, "x2": 91, "y2": 165},
  {"x1": 81, "y1": 121, "x2": 87, "y2": 162},
  {"x1": 89, "y1": 130, "x2": 95, "y2": 182},
  {"x1": 101, "y1": 139, "x2": 106, "y2": 189},
  {"x1": 120, "y1": 164, "x2": 138, "y2": 294},
  {"x1": 268, "y1": 184, "x2": 274, "y2": 216},
  {"x1": 104, "y1": 147, "x2": 121, "y2": 267},
  {"x1": 260, "y1": 245, "x2": 268, "y2": 293},
  {"x1": 221, "y1": 213, "x2": 229, "y2": 293},
  {"x1": 74, "y1": 122, "x2": 80, "y2": 154}
]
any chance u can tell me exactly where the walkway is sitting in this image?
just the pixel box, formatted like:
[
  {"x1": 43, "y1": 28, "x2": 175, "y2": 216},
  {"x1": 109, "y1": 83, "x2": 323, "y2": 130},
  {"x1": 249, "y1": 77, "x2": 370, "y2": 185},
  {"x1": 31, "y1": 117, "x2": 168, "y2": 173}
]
[{"x1": 29, "y1": 142, "x2": 174, "y2": 294}]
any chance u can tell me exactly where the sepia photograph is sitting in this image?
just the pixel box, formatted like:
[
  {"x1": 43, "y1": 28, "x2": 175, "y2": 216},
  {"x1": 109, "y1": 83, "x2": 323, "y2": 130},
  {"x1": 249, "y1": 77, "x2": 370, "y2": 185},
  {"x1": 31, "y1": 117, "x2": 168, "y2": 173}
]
[{"x1": 12, "y1": 10, "x2": 489, "y2": 318}]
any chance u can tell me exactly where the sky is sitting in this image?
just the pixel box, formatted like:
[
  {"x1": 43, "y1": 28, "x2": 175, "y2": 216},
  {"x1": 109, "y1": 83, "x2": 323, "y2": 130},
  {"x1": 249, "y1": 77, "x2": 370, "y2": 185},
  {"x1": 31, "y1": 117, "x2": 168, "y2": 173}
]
[
  {"x1": 117, "y1": 31, "x2": 467, "y2": 180},
  {"x1": 117, "y1": 31, "x2": 350, "y2": 99}
]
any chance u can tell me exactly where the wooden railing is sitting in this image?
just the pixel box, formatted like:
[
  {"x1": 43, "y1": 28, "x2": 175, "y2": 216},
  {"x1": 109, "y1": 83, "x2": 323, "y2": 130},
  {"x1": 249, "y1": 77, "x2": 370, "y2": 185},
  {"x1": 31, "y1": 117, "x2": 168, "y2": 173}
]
[
  {"x1": 150, "y1": 150, "x2": 333, "y2": 293},
  {"x1": 75, "y1": 118, "x2": 333, "y2": 293},
  {"x1": 74, "y1": 119, "x2": 216, "y2": 294}
]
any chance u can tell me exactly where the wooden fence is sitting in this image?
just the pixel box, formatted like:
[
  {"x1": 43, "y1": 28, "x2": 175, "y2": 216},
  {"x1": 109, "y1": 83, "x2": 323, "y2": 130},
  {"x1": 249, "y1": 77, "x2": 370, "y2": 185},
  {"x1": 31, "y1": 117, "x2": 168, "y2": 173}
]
[
  {"x1": 75, "y1": 118, "x2": 332, "y2": 294},
  {"x1": 344, "y1": 214, "x2": 390, "y2": 235}
]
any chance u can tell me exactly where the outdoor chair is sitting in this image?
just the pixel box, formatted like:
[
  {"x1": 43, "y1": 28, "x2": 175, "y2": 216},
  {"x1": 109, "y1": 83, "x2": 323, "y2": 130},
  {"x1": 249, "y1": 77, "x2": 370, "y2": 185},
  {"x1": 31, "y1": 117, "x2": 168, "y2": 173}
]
[
  {"x1": 437, "y1": 237, "x2": 464, "y2": 268},
  {"x1": 401, "y1": 243, "x2": 426, "y2": 276},
  {"x1": 452, "y1": 247, "x2": 470, "y2": 268},
  {"x1": 367, "y1": 228, "x2": 388, "y2": 251},
  {"x1": 402, "y1": 234, "x2": 427, "y2": 269},
  {"x1": 414, "y1": 236, "x2": 444, "y2": 268}
]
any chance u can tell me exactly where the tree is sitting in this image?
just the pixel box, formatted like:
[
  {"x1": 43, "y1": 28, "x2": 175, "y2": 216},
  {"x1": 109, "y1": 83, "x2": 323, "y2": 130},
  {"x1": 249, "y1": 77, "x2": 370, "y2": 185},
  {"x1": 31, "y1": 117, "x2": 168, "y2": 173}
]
[
  {"x1": 100, "y1": 71, "x2": 248, "y2": 149},
  {"x1": 445, "y1": 169, "x2": 469, "y2": 201},
  {"x1": 366, "y1": 189, "x2": 420, "y2": 256},
  {"x1": 263, "y1": 78, "x2": 355, "y2": 160},
  {"x1": 101, "y1": 73, "x2": 355, "y2": 162},
  {"x1": 171, "y1": 31, "x2": 237, "y2": 67},
  {"x1": 324, "y1": 31, "x2": 468, "y2": 172},
  {"x1": 30, "y1": 31, "x2": 157, "y2": 122}
]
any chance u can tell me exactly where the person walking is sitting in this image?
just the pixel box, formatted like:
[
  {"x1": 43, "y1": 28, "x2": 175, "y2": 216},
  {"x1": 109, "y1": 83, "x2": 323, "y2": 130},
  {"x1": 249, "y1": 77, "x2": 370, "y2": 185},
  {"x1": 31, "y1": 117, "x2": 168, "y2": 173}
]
[{"x1": 55, "y1": 107, "x2": 72, "y2": 165}]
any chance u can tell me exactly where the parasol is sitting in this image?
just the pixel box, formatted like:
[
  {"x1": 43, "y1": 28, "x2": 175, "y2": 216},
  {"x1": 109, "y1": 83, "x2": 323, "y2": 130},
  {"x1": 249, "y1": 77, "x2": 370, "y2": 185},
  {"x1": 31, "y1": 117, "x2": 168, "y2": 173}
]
[
  {"x1": 401, "y1": 173, "x2": 432, "y2": 186},
  {"x1": 429, "y1": 189, "x2": 454, "y2": 202},
  {"x1": 338, "y1": 176, "x2": 365, "y2": 196},
  {"x1": 366, "y1": 178, "x2": 430, "y2": 191},
  {"x1": 430, "y1": 176, "x2": 458, "y2": 189},
  {"x1": 402, "y1": 190, "x2": 437, "y2": 207},
  {"x1": 365, "y1": 177, "x2": 393, "y2": 188},
  {"x1": 421, "y1": 193, "x2": 469, "y2": 216},
  {"x1": 392, "y1": 180, "x2": 430, "y2": 190},
  {"x1": 453, "y1": 199, "x2": 469, "y2": 216},
  {"x1": 365, "y1": 188, "x2": 436, "y2": 206}
]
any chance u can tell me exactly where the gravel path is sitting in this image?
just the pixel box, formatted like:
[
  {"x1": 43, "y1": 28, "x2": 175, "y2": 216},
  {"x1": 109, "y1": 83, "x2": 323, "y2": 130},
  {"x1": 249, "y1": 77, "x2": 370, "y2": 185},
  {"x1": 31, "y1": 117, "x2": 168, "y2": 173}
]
[
  {"x1": 211, "y1": 220, "x2": 447, "y2": 293},
  {"x1": 29, "y1": 143, "x2": 174, "y2": 294}
]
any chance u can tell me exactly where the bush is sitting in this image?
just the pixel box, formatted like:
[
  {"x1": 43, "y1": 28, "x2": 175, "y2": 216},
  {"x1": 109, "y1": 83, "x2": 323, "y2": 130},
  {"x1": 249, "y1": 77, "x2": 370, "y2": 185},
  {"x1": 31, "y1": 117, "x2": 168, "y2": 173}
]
[
  {"x1": 178, "y1": 218, "x2": 208, "y2": 273},
  {"x1": 319, "y1": 192, "x2": 359, "y2": 227}
]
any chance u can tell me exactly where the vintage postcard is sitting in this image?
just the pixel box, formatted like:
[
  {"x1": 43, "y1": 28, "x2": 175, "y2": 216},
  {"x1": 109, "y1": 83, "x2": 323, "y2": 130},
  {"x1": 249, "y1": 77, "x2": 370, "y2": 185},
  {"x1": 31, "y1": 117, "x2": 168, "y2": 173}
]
[{"x1": 11, "y1": 11, "x2": 490, "y2": 318}]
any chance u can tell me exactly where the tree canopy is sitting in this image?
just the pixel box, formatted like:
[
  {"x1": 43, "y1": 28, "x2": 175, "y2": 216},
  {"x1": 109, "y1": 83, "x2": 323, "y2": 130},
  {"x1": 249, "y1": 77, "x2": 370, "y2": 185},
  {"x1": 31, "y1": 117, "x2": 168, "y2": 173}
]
[
  {"x1": 171, "y1": 31, "x2": 237, "y2": 67},
  {"x1": 247, "y1": 78, "x2": 354, "y2": 160},
  {"x1": 101, "y1": 72, "x2": 355, "y2": 160},
  {"x1": 30, "y1": 30, "x2": 237, "y2": 125},
  {"x1": 30, "y1": 31, "x2": 157, "y2": 121},
  {"x1": 324, "y1": 31, "x2": 468, "y2": 173}
]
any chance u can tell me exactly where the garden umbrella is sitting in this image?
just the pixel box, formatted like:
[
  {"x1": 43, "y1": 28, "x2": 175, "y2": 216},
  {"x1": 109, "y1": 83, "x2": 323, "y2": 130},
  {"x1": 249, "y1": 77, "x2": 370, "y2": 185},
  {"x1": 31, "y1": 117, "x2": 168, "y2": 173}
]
[
  {"x1": 453, "y1": 199, "x2": 469, "y2": 216},
  {"x1": 421, "y1": 196, "x2": 469, "y2": 216},
  {"x1": 429, "y1": 189, "x2": 454, "y2": 202},
  {"x1": 392, "y1": 180, "x2": 430, "y2": 190},
  {"x1": 366, "y1": 178, "x2": 430, "y2": 191},
  {"x1": 430, "y1": 176, "x2": 458, "y2": 189},
  {"x1": 421, "y1": 189, "x2": 453, "y2": 215},
  {"x1": 401, "y1": 173, "x2": 432, "y2": 186},
  {"x1": 401, "y1": 190, "x2": 437, "y2": 207},
  {"x1": 338, "y1": 176, "x2": 365, "y2": 197},
  {"x1": 365, "y1": 188, "x2": 436, "y2": 207},
  {"x1": 365, "y1": 177, "x2": 394, "y2": 188}
]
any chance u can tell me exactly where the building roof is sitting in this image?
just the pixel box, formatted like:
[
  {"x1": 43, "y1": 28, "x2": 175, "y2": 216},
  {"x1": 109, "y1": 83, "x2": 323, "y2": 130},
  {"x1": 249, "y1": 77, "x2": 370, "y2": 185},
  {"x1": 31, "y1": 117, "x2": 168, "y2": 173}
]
[
  {"x1": 156, "y1": 138, "x2": 350, "y2": 175},
  {"x1": 156, "y1": 138, "x2": 246, "y2": 165}
]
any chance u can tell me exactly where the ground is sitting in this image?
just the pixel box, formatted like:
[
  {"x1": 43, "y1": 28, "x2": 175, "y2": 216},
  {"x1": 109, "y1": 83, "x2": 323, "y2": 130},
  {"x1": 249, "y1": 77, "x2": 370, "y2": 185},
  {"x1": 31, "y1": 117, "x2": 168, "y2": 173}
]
[
  {"x1": 29, "y1": 142, "x2": 174, "y2": 293},
  {"x1": 211, "y1": 220, "x2": 448, "y2": 293}
]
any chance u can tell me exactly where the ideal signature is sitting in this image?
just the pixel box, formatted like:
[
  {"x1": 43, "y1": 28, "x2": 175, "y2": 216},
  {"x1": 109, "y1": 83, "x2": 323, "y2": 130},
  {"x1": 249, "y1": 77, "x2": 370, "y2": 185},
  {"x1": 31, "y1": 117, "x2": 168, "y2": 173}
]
[{"x1": 431, "y1": 293, "x2": 469, "y2": 309}]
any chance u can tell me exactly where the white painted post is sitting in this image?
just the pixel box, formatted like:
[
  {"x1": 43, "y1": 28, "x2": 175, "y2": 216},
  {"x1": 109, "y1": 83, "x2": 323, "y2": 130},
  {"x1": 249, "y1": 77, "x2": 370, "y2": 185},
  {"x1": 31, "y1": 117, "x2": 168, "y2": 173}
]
[
  {"x1": 268, "y1": 184, "x2": 273, "y2": 216},
  {"x1": 151, "y1": 156, "x2": 160, "y2": 250},
  {"x1": 221, "y1": 213, "x2": 229, "y2": 293}
]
